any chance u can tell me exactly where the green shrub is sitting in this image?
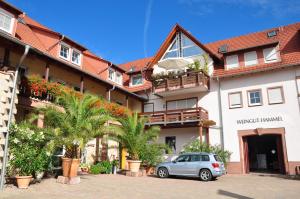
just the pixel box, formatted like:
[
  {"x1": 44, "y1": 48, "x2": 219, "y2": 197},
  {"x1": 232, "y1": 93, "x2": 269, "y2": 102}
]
[
  {"x1": 89, "y1": 161, "x2": 112, "y2": 174},
  {"x1": 89, "y1": 164, "x2": 104, "y2": 175},
  {"x1": 98, "y1": 161, "x2": 112, "y2": 174},
  {"x1": 181, "y1": 140, "x2": 232, "y2": 166},
  {"x1": 140, "y1": 143, "x2": 169, "y2": 167}
]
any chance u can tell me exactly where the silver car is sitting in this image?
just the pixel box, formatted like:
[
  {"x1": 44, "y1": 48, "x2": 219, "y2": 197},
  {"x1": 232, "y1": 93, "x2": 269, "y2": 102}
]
[{"x1": 156, "y1": 152, "x2": 226, "y2": 181}]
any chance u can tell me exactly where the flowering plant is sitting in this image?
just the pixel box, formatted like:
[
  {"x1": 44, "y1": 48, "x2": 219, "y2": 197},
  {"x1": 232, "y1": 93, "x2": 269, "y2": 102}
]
[
  {"x1": 8, "y1": 123, "x2": 52, "y2": 176},
  {"x1": 25, "y1": 74, "x2": 129, "y2": 117}
]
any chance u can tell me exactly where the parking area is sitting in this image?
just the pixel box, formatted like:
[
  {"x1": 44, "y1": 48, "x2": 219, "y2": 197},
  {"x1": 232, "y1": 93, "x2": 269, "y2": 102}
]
[{"x1": 2, "y1": 174, "x2": 300, "y2": 199}]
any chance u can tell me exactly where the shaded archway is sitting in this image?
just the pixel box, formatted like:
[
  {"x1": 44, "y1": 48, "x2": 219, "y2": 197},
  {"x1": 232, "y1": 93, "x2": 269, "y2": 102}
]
[{"x1": 238, "y1": 128, "x2": 288, "y2": 174}]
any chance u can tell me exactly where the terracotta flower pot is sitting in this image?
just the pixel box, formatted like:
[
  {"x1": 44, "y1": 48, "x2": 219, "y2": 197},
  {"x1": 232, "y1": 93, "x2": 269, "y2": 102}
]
[
  {"x1": 127, "y1": 160, "x2": 142, "y2": 172},
  {"x1": 69, "y1": 159, "x2": 80, "y2": 177},
  {"x1": 62, "y1": 158, "x2": 72, "y2": 177},
  {"x1": 16, "y1": 176, "x2": 32, "y2": 189},
  {"x1": 62, "y1": 158, "x2": 80, "y2": 177}
]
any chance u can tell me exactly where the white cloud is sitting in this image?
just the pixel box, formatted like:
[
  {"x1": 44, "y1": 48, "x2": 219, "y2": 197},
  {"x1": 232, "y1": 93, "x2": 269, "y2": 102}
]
[{"x1": 144, "y1": 0, "x2": 154, "y2": 57}]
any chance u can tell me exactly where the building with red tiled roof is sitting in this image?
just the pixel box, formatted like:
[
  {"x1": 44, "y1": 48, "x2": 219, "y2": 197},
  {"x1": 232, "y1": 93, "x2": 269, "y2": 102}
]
[{"x1": 1, "y1": 0, "x2": 300, "y2": 177}]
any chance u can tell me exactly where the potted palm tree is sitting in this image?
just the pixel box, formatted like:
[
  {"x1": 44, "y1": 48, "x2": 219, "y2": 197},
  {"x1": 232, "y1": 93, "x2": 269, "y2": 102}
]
[
  {"x1": 40, "y1": 92, "x2": 111, "y2": 178},
  {"x1": 111, "y1": 113, "x2": 160, "y2": 173}
]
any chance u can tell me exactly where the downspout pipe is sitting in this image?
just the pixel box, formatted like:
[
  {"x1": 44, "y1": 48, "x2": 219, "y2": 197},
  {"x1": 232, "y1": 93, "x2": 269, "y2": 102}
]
[
  {"x1": 0, "y1": 45, "x2": 30, "y2": 191},
  {"x1": 217, "y1": 77, "x2": 225, "y2": 150},
  {"x1": 108, "y1": 85, "x2": 116, "y2": 102}
]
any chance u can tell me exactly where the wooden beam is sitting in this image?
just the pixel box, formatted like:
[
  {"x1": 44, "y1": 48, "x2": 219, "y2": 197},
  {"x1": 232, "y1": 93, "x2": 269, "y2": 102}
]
[
  {"x1": 3, "y1": 48, "x2": 10, "y2": 67},
  {"x1": 126, "y1": 96, "x2": 129, "y2": 108},
  {"x1": 44, "y1": 64, "x2": 50, "y2": 81},
  {"x1": 80, "y1": 75, "x2": 84, "y2": 93},
  {"x1": 199, "y1": 125, "x2": 203, "y2": 143}
]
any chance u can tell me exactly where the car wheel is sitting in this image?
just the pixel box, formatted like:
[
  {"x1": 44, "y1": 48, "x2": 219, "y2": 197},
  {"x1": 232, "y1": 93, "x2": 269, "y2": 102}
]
[
  {"x1": 157, "y1": 167, "x2": 169, "y2": 178},
  {"x1": 199, "y1": 169, "x2": 212, "y2": 181}
]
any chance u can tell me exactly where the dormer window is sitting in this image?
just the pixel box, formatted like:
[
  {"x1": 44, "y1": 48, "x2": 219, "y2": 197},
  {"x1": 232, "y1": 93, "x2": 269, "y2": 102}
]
[
  {"x1": 108, "y1": 68, "x2": 123, "y2": 85},
  {"x1": 0, "y1": 8, "x2": 14, "y2": 34},
  {"x1": 71, "y1": 49, "x2": 81, "y2": 65},
  {"x1": 60, "y1": 43, "x2": 70, "y2": 60},
  {"x1": 226, "y1": 55, "x2": 239, "y2": 69},
  {"x1": 244, "y1": 51, "x2": 258, "y2": 66},
  {"x1": 130, "y1": 74, "x2": 143, "y2": 86},
  {"x1": 263, "y1": 47, "x2": 278, "y2": 63}
]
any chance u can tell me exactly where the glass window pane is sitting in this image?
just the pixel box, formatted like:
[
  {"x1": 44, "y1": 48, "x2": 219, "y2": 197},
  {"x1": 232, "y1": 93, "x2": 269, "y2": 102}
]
[
  {"x1": 132, "y1": 74, "x2": 143, "y2": 85},
  {"x1": 163, "y1": 50, "x2": 178, "y2": 59},
  {"x1": 187, "y1": 98, "x2": 197, "y2": 108},
  {"x1": 182, "y1": 35, "x2": 194, "y2": 47},
  {"x1": 201, "y1": 155, "x2": 210, "y2": 161},
  {"x1": 167, "y1": 101, "x2": 177, "y2": 110},
  {"x1": 182, "y1": 46, "x2": 203, "y2": 57}
]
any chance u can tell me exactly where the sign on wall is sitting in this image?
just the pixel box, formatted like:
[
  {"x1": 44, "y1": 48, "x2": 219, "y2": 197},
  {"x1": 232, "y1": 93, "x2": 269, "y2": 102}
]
[{"x1": 237, "y1": 116, "x2": 283, "y2": 125}]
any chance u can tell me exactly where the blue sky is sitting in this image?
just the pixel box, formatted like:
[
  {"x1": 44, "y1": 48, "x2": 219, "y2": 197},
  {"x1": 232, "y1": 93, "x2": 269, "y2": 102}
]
[{"x1": 7, "y1": 0, "x2": 300, "y2": 64}]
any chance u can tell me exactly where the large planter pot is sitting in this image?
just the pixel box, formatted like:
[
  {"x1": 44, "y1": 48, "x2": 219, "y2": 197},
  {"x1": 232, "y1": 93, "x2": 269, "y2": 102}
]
[
  {"x1": 16, "y1": 176, "x2": 32, "y2": 189},
  {"x1": 62, "y1": 158, "x2": 80, "y2": 177},
  {"x1": 62, "y1": 158, "x2": 72, "y2": 177},
  {"x1": 127, "y1": 160, "x2": 142, "y2": 172},
  {"x1": 69, "y1": 159, "x2": 80, "y2": 177}
]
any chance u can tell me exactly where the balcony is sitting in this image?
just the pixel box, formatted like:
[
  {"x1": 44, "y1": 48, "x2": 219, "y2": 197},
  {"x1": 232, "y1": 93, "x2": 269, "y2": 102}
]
[
  {"x1": 140, "y1": 107, "x2": 209, "y2": 127},
  {"x1": 152, "y1": 71, "x2": 209, "y2": 97}
]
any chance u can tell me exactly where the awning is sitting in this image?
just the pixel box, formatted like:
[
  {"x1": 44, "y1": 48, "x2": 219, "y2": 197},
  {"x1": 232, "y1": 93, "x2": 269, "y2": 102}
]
[{"x1": 157, "y1": 57, "x2": 193, "y2": 70}]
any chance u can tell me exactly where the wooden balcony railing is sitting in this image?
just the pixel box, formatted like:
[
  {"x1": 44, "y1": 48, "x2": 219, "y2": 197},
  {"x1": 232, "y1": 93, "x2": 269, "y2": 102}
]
[
  {"x1": 153, "y1": 71, "x2": 209, "y2": 93},
  {"x1": 140, "y1": 107, "x2": 208, "y2": 126}
]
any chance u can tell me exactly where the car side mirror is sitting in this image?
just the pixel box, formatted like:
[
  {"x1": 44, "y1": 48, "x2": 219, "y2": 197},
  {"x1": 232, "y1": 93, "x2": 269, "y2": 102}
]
[{"x1": 172, "y1": 160, "x2": 177, "y2": 163}]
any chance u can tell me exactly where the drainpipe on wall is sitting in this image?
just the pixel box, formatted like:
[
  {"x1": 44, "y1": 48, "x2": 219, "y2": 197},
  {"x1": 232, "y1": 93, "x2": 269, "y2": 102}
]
[
  {"x1": 0, "y1": 45, "x2": 30, "y2": 191},
  {"x1": 217, "y1": 77, "x2": 225, "y2": 150},
  {"x1": 108, "y1": 85, "x2": 116, "y2": 102}
]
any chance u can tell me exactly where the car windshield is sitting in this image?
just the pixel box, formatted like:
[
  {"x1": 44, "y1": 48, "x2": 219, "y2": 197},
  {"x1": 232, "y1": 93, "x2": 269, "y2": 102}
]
[{"x1": 214, "y1": 155, "x2": 222, "y2": 162}]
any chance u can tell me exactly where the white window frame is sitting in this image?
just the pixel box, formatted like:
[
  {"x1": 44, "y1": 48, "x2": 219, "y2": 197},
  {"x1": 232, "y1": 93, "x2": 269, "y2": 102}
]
[
  {"x1": 263, "y1": 47, "x2": 278, "y2": 63},
  {"x1": 130, "y1": 74, "x2": 143, "y2": 87},
  {"x1": 115, "y1": 71, "x2": 123, "y2": 85},
  {"x1": 247, "y1": 89, "x2": 263, "y2": 107},
  {"x1": 228, "y1": 92, "x2": 243, "y2": 109},
  {"x1": 267, "y1": 86, "x2": 284, "y2": 105},
  {"x1": 244, "y1": 51, "x2": 258, "y2": 66},
  {"x1": 108, "y1": 68, "x2": 123, "y2": 85},
  {"x1": 161, "y1": 35, "x2": 180, "y2": 60},
  {"x1": 108, "y1": 68, "x2": 115, "y2": 81},
  {"x1": 71, "y1": 48, "x2": 81, "y2": 66},
  {"x1": 226, "y1": 54, "x2": 239, "y2": 69},
  {"x1": 59, "y1": 42, "x2": 70, "y2": 61},
  {"x1": 0, "y1": 8, "x2": 14, "y2": 34}
]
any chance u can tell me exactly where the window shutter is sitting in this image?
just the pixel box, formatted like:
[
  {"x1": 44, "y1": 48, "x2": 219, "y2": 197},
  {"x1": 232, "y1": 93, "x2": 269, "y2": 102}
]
[
  {"x1": 263, "y1": 47, "x2": 278, "y2": 62},
  {"x1": 226, "y1": 55, "x2": 239, "y2": 69},
  {"x1": 244, "y1": 51, "x2": 258, "y2": 66},
  {"x1": 143, "y1": 104, "x2": 154, "y2": 112},
  {"x1": 296, "y1": 77, "x2": 300, "y2": 95},
  {"x1": 268, "y1": 87, "x2": 283, "y2": 104},
  {"x1": 229, "y1": 92, "x2": 242, "y2": 108}
]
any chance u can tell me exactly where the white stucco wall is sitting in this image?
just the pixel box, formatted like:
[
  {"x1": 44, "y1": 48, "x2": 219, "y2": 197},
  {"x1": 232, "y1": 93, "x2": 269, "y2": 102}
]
[{"x1": 219, "y1": 67, "x2": 300, "y2": 162}]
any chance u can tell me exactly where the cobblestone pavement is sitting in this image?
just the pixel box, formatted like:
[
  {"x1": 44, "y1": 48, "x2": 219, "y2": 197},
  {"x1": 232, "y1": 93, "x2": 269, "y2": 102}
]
[{"x1": 2, "y1": 174, "x2": 300, "y2": 199}]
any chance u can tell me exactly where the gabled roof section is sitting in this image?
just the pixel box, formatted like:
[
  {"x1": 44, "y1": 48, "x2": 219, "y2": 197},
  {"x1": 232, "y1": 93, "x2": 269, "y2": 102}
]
[
  {"x1": 120, "y1": 57, "x2": 153, "y2": 73},
  {"x1": 210, "y1": 22, "x2": 300, "y2": 78},
  {"x1": 149, "y1": 24, "x2": 219, "y2": 68},
  {"x1": 1, "y1": 0, "x2": 23, "y2": 16}
]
